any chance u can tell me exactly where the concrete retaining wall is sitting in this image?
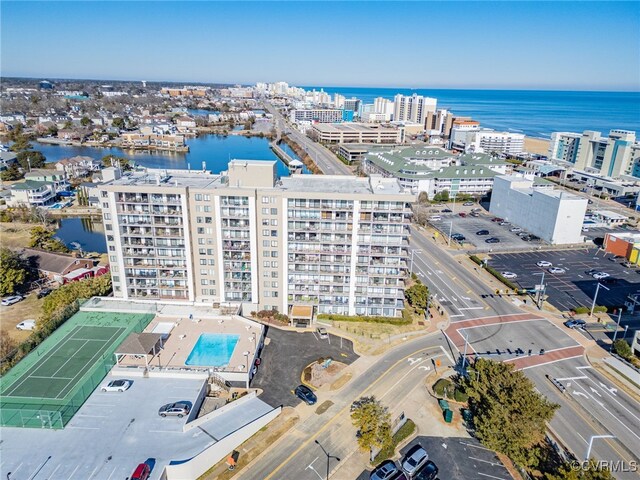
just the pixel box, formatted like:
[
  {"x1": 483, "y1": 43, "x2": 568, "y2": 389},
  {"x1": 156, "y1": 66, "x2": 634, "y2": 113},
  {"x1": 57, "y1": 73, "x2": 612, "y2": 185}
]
[
  {"x1": 163, "y1": 406, "x2": 282, "y2": 480},
  {"x1": 183, "y1": 391, "x2": 257, "y2": 432}
]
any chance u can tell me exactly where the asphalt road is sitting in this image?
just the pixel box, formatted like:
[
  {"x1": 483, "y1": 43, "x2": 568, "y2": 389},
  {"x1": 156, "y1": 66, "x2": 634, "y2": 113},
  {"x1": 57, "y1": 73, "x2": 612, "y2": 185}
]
[
  {"x1": 237, "y1": 334, "x2": 455, "y2": 480},
  {"x1": 262, "y1": 102, "x2": 353, "y2": 176}
]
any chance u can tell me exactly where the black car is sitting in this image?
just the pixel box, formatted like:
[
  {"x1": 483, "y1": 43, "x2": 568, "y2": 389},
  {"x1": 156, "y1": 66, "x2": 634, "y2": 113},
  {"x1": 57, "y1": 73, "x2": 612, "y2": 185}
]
[
  {"x1": 451, "y1": 233, "x2": 466, "y2": 242},
  {"x1": 37, "y1": 288, "x2": 52, "y2": 299},
  {"x1": 476, "y1": 230, "x2": 490, "y2": 236},
  {"x1": 442, "y1": 209, "x2": 452, "y2": 213},
  {"x1": 414, "y1": 460, "x2": 438, "y2": 480},
  {"x1": 485, "y1": 237, "x2": 500, "y2": 244},
  {"x1": 294, "y1": 384, "x2": 317, "y2": 405}
]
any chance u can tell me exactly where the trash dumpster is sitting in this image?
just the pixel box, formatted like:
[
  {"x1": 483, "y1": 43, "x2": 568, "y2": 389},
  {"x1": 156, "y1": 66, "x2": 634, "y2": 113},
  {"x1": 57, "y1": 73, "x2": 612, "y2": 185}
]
[{"x1": 444, "y1": 409, "x2": 453, "y2": 423}]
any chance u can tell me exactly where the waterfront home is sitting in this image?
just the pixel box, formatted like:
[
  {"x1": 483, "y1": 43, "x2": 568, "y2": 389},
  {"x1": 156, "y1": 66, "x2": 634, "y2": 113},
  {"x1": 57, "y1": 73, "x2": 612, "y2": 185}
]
[
  {"x1": 8, "y1": 180, "x2": 56, "y2": 207},
  {"x1": 25, "y1": 169, "x2": 71, "y2": 193},
  {"x1": 120, "y1": 131, "x2": 187, "y2": 151},
  {"x1": 19, "y1": 247, "x2": 109, "y2": 284},
  {"x1": 55, "y1": 156, "x2": 102, "y2": 178},
  {"x1": 0, "y1": 151, "x2": 18, "y2": 170}
]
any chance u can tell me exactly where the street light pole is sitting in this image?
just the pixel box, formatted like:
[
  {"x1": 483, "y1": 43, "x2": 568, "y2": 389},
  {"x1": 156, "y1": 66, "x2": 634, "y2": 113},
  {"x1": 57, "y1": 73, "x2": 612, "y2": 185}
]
[
  {"x1": 448, "y1": 221, "x2": 453, "y2": 246},
  {"x1": 611, "y1": 309, "x2": 623, "y2": 347},
  {"x1": 585, "y1": 435, "x2": 615, "y2": 461},
  {"x1": 590, "y1": 282, "x2": 610, "y2": 317},
  {"x1": 461, "y1": 330, "x2": 470, "y2": 372},
  {"x1": 315, "y1": 440, "x2": 340, "y2": 480},
  {"x1": 243, "y1": 351, "x2": 250, "y2": 390}
]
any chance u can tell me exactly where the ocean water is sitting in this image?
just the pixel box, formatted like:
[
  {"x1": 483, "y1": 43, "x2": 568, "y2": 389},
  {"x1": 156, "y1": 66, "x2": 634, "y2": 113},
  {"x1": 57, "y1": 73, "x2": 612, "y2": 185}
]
[
  {"x1": 35, "y1": 134, "x2": 306, "y2": 176},
  {"x1": 303, "y1": 87, "x2": 640, "y2": 138}
]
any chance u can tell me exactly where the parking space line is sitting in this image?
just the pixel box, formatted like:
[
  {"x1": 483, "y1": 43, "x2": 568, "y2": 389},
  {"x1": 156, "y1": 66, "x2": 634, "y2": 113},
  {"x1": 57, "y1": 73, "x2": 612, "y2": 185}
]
[
  {"x1": 66, "y1": 465, "x2": 80, "y2": 480},
  {"x1": 469, "y1": 456, "x2": 504, "y2": 467},
  {"x1": 477, "y1": 473, "x2": 511, "y2": 480}
]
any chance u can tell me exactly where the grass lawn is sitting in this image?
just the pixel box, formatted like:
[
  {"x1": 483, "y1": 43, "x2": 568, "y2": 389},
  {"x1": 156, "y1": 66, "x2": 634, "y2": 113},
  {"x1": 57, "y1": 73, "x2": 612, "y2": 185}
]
[
  {"x1": 0, "y1": 293, "x2": 45, "y2": 343},
  {"x1": 0, "y1": 222, "x2": 33, "y2": 249}
]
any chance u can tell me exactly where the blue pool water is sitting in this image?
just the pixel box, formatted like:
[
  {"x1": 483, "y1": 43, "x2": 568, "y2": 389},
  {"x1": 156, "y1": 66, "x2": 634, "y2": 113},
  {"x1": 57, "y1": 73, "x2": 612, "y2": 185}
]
[{"x1": 185, "y1": 334, "x2": 240, "y2": 367}]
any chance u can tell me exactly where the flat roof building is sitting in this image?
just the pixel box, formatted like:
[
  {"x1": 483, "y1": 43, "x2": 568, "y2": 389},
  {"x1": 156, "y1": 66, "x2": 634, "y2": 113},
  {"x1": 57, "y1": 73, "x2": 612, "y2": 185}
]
[
  {"x1": 309, "y1": 123, "x2": 403, "y2": 144},
  {"x1": 489, "y1": 175, "x2": 587, "y2": 244},
  {"x1": 289, "y1": 109, "x2": 344, "y2": 124},
  {"x1": 99, "y1": 160, "x2": 415, "y2": 319}
]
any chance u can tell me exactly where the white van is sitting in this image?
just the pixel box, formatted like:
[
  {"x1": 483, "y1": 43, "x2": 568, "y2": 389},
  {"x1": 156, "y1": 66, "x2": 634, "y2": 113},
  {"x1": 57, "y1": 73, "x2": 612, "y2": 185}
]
[
  {"x1": 16, "y1": 319, "x2": 36, "y2": 331},
  {"x1": 429, "y1": 215, "x2": 442, "y2": 221}
]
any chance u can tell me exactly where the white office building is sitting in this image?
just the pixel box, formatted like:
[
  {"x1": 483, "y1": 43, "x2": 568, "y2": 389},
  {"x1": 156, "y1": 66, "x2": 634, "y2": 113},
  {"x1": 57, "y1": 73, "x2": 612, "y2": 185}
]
[
  {"x1": 466, "y1": 130, "x2": 525, "y2": 155},
  {"x1": 490, "y1": 175, "x2": 587, "y2": 244},
  {"x1": 289, "y1": 109, "x2": 344, "y2": 124}
]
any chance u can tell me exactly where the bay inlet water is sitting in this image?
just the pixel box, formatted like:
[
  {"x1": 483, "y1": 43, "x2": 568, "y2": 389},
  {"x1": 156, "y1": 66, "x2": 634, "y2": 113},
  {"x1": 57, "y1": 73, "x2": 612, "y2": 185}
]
[{"x1": 304, "y1": 87, "x2": 640, "y2": 138}]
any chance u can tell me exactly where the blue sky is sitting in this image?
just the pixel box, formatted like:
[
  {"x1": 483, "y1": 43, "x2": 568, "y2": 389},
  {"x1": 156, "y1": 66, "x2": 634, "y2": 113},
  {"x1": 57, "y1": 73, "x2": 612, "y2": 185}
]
[{"x1": 2, "y1": 1, "x2": 639, "y2": 91}]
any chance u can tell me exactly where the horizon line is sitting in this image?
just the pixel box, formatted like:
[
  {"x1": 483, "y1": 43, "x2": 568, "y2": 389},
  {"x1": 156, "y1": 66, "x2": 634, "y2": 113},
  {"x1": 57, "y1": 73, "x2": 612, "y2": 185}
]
[{"x1": 2, "y1": 75, "x2": 639, "y2": 94}]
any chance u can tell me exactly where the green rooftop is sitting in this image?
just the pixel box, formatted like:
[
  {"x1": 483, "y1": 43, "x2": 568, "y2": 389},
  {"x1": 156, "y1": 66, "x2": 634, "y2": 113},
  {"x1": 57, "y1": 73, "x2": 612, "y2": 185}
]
[{"x1": 10, "y1": 180, "x2": 53, "y2": 191}]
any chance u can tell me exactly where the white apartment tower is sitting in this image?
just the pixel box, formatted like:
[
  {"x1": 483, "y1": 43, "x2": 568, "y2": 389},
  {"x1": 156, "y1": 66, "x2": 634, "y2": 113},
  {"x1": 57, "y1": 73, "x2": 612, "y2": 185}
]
[
  {"x1": 393, "y1": 94, "x2": 437, "y2": 124},
  {"x1": 99, "y1": 161, "x2": 415, "y2": 318}
]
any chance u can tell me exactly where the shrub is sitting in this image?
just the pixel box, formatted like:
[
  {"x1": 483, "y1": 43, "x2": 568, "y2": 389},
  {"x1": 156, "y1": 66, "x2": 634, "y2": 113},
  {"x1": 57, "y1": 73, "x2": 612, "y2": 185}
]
[
  {"x1": 373, "y1": 419, "x2": 416, "y2": 463},
  {"x1": 470, "y1": 255, "x2": 483, "y2": 266},
  {"x1": 318, "y1": 313, "x2": 411, "y2": 325},
  {"x1": 593, "y1": 305, "x2": 608, "y2": 313},
  {"x1": 453, "y1": 388, "x2": 469, "y2": 403},
  {"x1": 572, "y1": 306, "x2": 590, "y2": 314},
  {"x1": 613, "y1": 339, "x2": 633, "y2": 360},
  {"x1": 433, "y1": 378, "x2": 453, "y2": 397}
]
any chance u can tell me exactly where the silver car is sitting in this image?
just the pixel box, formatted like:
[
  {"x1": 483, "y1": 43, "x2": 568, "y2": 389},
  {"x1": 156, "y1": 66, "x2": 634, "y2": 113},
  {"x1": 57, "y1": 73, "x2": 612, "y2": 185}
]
[
  {"x1": 401, "y1": 444, "x2": 429, "y2": 477},
  {"x1": 158, "y1": 402, "x2": 191, "y2": 418}
]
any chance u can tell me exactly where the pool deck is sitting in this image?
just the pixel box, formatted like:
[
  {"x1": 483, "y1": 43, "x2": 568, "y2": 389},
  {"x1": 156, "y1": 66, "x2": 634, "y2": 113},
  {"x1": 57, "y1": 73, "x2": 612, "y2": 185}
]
[{"x1": 119, "y1": 314, "x2": 262, "y2": 374}]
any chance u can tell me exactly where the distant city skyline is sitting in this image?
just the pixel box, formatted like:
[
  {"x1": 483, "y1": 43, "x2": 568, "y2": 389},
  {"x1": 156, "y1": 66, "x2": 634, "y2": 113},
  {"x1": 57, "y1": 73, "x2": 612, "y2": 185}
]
[{"x1": 1, "y1": 1, "x2": 639, "y2": 91}]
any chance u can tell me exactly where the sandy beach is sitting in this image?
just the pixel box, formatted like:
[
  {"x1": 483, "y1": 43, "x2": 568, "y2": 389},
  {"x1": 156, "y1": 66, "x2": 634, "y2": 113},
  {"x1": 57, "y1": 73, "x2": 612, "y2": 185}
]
[{"x1": 524, "y1": 136, "x2": 550, "y2": 156}]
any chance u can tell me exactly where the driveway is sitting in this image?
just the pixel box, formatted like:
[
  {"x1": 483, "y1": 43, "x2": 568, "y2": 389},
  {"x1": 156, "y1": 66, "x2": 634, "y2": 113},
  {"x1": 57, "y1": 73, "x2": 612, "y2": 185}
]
[{"x1": 252, "y1": 327, "x2": 358, "y2": 407}]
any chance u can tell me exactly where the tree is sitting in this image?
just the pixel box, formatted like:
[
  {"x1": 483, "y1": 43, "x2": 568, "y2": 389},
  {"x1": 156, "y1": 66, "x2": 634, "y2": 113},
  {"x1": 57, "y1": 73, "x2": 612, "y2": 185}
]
[
  {"x1": 29, "y1": 226, "x2": 70, "y2": 253},
  {"x1": 0, "y1": 163, "x2": 23, "y2": 181},
  {"x1": 350, "y1": 396, "x2": 392, "y2": 452},
  {"x1": 433, "y1": 189, "x2": 450, "y2": 202},
  {"x1": 612, "y1": 339, "x2": 633, "y2": 360},
  {"x1": 405, "y1": 282, "x2": 429, "y2": 310},
  {"x1": 0, "y1": 248, "x2": 28, "y2": 295},
  {"x1": 545, "y1": 459, "x2": 614, "y2": 480},
  {"x1": 462, "y1": 358, "x2": 559, "y2": 468},
  {"x1": 101, "y1": 154, "x2": 132, "y2": 170},
  {"x1": 17, "y1": 150, "x2": 46, "y2": 170},
  {"x1": 47, "y1": 124, "x2": 58, "y2": 136},
  {"x1": 80, "y1": 116, "x2": 92, "y2": 127},
  {"x1": 0, "y1": 330, "x2": 17, "y2": 360},
  {"x1": 112, "y1": 117, "x2": 126, "y2": 130},
  {"x1": 9, "y1": 133, "x2": 32, "y2": 152},
  {"x1": 417, "y1": 191, "x2": 429, "y2": 204}
]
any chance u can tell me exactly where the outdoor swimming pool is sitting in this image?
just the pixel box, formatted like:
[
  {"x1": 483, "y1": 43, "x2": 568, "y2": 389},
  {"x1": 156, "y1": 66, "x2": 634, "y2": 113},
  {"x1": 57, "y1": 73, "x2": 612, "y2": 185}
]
[{"x1": 185, "y1": 333, "x2": 240, "y2": 367}]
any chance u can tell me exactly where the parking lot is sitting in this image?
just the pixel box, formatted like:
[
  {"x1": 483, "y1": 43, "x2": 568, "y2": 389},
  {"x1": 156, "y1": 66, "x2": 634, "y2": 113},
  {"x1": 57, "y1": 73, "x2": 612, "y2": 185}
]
[
  {"x1": 488, "y1": 248, "x2": 640, "y2": 311},
  {"x1": 252, "y1": 327, "x2": 358, "y2": 407},
  {"x1": 1, "y1": 375, "x2": 275, "y2": 480},
  {"x1": 357, "y1": 436, "x2": 511, "y2": 480},
  {"x1": 430, "y1": 213, "x2": 546, "y2": 250}
]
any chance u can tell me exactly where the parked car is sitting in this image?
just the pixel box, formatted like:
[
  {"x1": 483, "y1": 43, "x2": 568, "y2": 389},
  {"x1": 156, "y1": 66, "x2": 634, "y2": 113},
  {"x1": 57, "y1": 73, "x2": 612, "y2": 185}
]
[
  {"x1": 101, "y1": 379, "x2": 132, "y2": 392},
  {"x1": 585, "y1": 268, "x2": 599, "y2": 275},
  {"x1": 476, "y1": 230, "x2": 490, "y2": 236},
  {"x1": 491, "y1": 217, "x2": 504, "y2": 223},
  {"x1": 414, "y1": 460, "x2": 439, "y2": 480},
  {"x1": 316, "y1": 327, "x2": 328, "y2": 339},
  {"x1": 429, "y1": 215, "x2": 442, "y2": 221},
  {"x1": 485, "y1": 237, "x2": 500, "y2": 244},
  {"x1": 548, "y1": 267, "x2": 566, "y2": 274},
  {"x1": 370, "y1": 460, "x2": 399, "y2": 480},
  {"x1": 537, "y1": 261, "x2": 553, "y2": 267},
  {"x1": 602, "y1": 277, "x2": 618, "y2": 285},
  {"x1": 451, "y1": 233, "x2": 466, "y2": 242},
  {"x1": 622, "y1": 261, "x2": 634, "y2": 268},
  {"x1": 521, "y1": 235, "x2": 533, "y2": 242},
  {"x1": 470, "y1": 212, "x2": 480, "y2": 217},
  {"x1": 501, "y1": 272, "x2": 517, "y2": 279},
  {"x1": 158, "y1": 401, "x2": 191, "y2": 417},
  {"x1": 592, "y1": 272, "x2": 610, "y2": 280},
  {"x1": 442, "y1": 208, "x2": 452, "y2": 213},
  {"x1": 37, "y1": 288, "x2": 53, "y2": 299},
  {"x1": 471, "y1": 208, "x2": 482, "y2": 212},
  {"x1": 564, "y1": 319, "x2": 586, "y2": 329},
  {"x1": 1, "y1": 295, "x2": 23, "y2": 306},
  {"x1": 609, "y1": 255, "x2": 624, "y2": 262},
  {"x1": 499, "y1": 221, "x2": 510, "y2": 226},
  {"x1": 510, "y1": 227, "x2": 523, "y2": 233},
  {"x1": 16, "y1": 319, "x2": 36, "y2": 331},
  {"x1": 130, "y1": 463, "x2": 151, "y2": 480},
  {"x1": 401, "y1": 444, "x2": 429, "y2": 477},
  {"x1": 463, "y1": 202, "x2": 475, "y2": 206},
  {"x1": 294, "y1": 385, "x2": 317, "y2": 405},
  {"x1": 458, "y1": 212, "x2": 467, "y2": 217}
]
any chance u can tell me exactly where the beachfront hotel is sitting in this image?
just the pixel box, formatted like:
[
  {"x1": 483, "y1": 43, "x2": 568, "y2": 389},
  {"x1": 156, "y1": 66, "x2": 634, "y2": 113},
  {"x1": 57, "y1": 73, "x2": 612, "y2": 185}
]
[{"x1": 98, "y1": 160, "x2": 414, "y2": 320}]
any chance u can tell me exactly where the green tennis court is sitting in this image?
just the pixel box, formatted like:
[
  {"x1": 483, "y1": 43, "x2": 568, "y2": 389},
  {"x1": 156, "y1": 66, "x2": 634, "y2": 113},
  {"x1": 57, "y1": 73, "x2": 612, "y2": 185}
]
[{"x1": 0, "y1": 308, "x2": 154, "y2": 429}]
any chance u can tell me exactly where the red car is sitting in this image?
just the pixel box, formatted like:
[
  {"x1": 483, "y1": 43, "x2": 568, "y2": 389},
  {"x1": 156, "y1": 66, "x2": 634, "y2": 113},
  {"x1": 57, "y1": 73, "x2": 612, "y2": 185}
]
[
  {"x1": 491, "y1": 217, "x2": 504, "y2": 223},
  {"x1": 130, "y1": 463, "x2": 150, "y2": 480},
  {"x1": 458, "y1": 212, "x2": 467, "y2": 217}
]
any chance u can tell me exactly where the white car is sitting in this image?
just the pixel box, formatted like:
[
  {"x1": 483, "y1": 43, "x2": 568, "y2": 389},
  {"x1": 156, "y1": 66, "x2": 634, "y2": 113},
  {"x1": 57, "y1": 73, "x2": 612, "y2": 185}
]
[
  {"x1": 592, "y1": 272, "x2": 610, "y2": 280},
  {"x1": 101, "y1": 379, "x2": 132, "y2": 392},
  {"x1": 501, "y1": 272, "x2": 518, "y2": 279},
  {"x1": 16, "y1": 319, "x2": 36, "y2": 331},
  {"x1": 1, "y1": 295, "x2": 23, "y2": 306},
  {"x1": 536, "y1": 261, "x2": 553, "y2": 268},
  {"x1": 548, "y1": 267, "x2": 565, "y2": 274},
  {"x1": 510, "y1": 227, "x2": 523, "y2": 233}
]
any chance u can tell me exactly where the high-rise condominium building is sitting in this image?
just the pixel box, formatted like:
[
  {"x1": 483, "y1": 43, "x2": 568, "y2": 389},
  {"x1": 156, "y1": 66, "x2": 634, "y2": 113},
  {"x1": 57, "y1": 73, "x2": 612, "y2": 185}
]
[
  {"x1": 549, "y1": 132, "x2": 582, "y2": 164},
  {"x1": 573, "y1": 130, "x2": 638, "y2": 178},
  {"x1": 393, "y1": 94, "x2": 437, "y2": 124},
  {"x1": 98, "y1": 161, "x2": 414, "y2": 318}
]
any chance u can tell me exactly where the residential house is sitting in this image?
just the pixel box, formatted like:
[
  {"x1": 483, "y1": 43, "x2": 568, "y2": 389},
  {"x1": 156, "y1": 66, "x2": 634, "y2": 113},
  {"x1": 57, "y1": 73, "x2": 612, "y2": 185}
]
[
  {"x1": 25, "y1": 169, "x2": 71, "y2": 193},
  {"x1": 0, "y1": 151, "x2": 18, "y2": 171},
  {"x1": 55, "y1": 156, "x2": 101, "y2": 178},
  {"x1": 20, "y1": 248, "x2": 109, "y2": 284},
  {"x1": 8, "y1": 180, "x2": 57, "y2": 207}
]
